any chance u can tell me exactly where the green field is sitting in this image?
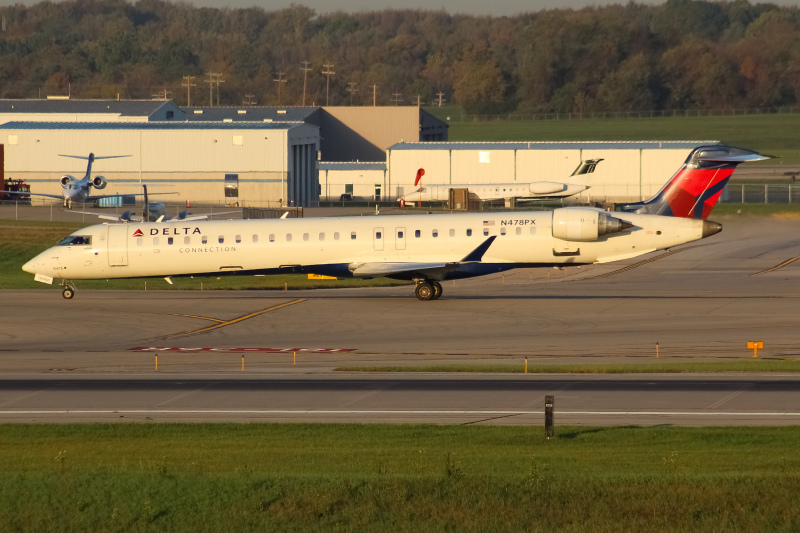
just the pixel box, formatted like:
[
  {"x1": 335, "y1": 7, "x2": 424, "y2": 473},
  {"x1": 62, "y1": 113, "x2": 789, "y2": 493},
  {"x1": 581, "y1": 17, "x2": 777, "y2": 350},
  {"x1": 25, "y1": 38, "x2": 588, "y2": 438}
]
[
  {"x1": 1, "y1": 423, "x2": 799, "y2": 532},
  {"x1": 337, "y1": 359, "x2": 800, "y2": 374},
  {"x1": 0, "y1": 219, "x2": 408, "y2": 291},
  {"x1": 430, "y1": 108, "x2": 800, "y2": 164}
]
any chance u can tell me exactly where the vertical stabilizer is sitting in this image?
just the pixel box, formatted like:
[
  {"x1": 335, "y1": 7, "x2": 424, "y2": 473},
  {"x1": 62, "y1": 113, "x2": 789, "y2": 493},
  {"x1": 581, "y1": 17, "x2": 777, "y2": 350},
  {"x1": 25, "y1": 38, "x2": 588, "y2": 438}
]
[{"x1": 619, "y1": 145, "x2": 770, "y2": 219}]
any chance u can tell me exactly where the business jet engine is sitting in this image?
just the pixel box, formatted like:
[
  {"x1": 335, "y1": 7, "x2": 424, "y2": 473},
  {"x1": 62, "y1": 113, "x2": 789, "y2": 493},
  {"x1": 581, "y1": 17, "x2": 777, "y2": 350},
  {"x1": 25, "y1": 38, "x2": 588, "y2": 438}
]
[
  {"x1": 552, "y1": 208, "x2": 633, "y2": 242},
  {"x1": 91, "y1": 175, "x2": 107, "y2": 189},
  {"x1": 60, "y1": 175, "x2": 75, "y2": 185}
]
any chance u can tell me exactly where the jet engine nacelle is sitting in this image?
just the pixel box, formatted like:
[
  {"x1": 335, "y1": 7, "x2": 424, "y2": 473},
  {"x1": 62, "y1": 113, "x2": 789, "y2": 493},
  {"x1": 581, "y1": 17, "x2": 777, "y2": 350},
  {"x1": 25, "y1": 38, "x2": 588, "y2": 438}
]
[
  {"x1": 552, "y1": 208, "x2": 633, "y2": 242},
  {"x1": 60, "y1": 175, "x2": 75, "y2": 186},
  {"x1": 92, "y1": 175, "x2": 107, "y2": 189}
]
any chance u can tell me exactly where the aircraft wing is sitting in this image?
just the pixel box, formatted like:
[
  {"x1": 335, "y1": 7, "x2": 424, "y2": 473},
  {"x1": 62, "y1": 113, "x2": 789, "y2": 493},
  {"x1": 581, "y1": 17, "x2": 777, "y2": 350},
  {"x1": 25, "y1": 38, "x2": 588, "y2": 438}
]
[
  {"x1": 4, "y1": 190, "x2": 64, "y2": 200},
  {"x1": 349, "y1": 236, "x2": 496, "y2": 280},
  {"x1": 91, "y1": 192, "x2": 178, "y2": 200},
  {"x1": 68, "y1": 209, "x2": 141, "y2": 222},
  {"x1": 176, "y1": 210, "x2": 240, "y2": 221}
]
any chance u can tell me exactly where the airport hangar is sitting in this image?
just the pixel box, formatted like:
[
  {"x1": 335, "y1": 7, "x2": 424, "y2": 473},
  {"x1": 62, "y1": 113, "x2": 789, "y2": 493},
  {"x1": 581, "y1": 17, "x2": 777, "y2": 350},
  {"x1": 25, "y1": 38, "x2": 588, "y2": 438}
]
[{"x1": 0, "y1": 99, "x2": 448, "y2": 207}]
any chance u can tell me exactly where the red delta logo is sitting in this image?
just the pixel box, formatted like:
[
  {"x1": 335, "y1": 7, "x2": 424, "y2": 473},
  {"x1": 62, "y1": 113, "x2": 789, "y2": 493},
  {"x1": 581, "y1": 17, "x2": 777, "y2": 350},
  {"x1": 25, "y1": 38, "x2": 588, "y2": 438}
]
[{"x1": 133, "y1": 229, "x2": 144, "y2": 237}]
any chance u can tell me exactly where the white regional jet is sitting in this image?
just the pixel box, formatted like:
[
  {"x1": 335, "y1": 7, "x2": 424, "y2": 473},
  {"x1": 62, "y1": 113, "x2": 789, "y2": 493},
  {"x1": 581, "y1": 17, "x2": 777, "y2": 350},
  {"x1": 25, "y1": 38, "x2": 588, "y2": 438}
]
[
  {"x1": 398, "y1": 159, "x2": 602, "y2": 206},
  {"x1": 23, "y1": 145, "x2": 767, "y2": 300}
]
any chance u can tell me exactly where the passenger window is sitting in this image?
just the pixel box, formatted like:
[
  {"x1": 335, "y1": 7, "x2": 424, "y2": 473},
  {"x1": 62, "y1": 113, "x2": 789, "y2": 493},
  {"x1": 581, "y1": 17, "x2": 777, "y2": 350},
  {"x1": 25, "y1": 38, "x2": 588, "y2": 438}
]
[
  {"x1": 218, "y1": 236, "x2": 224, "y2": 244},
  {"x1": 432, "y1": 229, "x2": 438, "y2": 238},
  {"x1": 168, "y1": 237, "x2": 174, "y2": 245},
  {"x1": 137, "y1": 238, "x2": 143, "y2": 247},
  {"x1": 319, "y1": 233, "x2": 325, "y2": 241},
  {"x1": 415, "y1": 230, "x2": 421, "y2": 238},
  {"x1": 516, "y1": 227, "x2": 522, "y2": 235},
  {"x1": 376, "y1": 231, "x2": 382, "y2": 239},
  {"x1": 287, "y1": 234, "x2": 293, "y2": 242},
  {"x1": 303, "y1": 233, "x2": 309, "y2": 241},
  {"x1": 334, "y1": 232, "x2": 340, "y2": 240},
  {"x1": 483, "y1": 229, "x2": 489, "y2": 236},
  {"x1": 466, "y1": 229, "x2": 472, "y2": 237},
  {"x1": 351, "y1": 232, "x2": 357, "y2": 240},
  {"x1": 184, "y1": 236, "x2": 190, "y2": 245},
  {"x1": 449, "y1": 229, "x2": 455, "y2": 237},
  {"x1": 398, "y1": 231, "x2": 404, "y2": 238},
  {"x1": 500, "y1": 227, "x2": 506, "y2": 235},
  {"x1": 153, "y1": 237, "x2": 160, "y2": 246},
  {"x1": 235, "y1": 235, "x2": 241, "y2": 243},
  {"x1": 202, "y1": 236, "x2": 208, "y2": 244},
  {"x1": 252, "y1": 234, "x2": 258, "y2": 243},
  {"x1": 269, "y1": 234, "x2": 275, "y2": 242}
]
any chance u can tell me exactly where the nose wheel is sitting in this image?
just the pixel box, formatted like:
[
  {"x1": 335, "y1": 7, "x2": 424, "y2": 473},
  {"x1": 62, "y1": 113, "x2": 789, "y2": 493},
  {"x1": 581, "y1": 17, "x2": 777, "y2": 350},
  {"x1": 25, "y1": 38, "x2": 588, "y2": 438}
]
[
  {"x1": 60, "y1": 280, "x2": 77, "y2": 299},
  {"x1": 414, "y1": 280, "x2": 443, "y2": 301}
]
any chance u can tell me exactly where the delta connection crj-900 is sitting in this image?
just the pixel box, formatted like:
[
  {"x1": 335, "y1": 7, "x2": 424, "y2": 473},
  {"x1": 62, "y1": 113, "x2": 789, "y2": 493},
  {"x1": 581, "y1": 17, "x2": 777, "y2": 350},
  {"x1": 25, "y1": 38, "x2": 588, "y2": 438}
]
[{"x1": 23, "y1": 145, "x2": 768, "y2": 301}]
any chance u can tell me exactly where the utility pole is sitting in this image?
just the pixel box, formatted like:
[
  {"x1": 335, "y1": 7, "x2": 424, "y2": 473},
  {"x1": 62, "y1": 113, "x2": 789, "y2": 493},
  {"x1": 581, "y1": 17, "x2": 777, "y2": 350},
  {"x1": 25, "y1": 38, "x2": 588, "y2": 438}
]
[
  {"x1": 417, "y1": 94, "x2": 421, "y2": 107},
  {"x1": 371, "y1": 84, "x2": 378, "y2": 106},
  {"x1": 243, "y1": 94, "x2": 256, "y2": 106},
  {"x1": 391, "y1": 91, "x2": 402, "y2": 106},
  {"x1": 322, "y1": 63, "x2": 335, "y2": 106},
  {"x1": 346, "y1": 82, "x2": 358, "y2": 106},
  {"x1": 300, "y1": 61, "x2": 312, "y2": 106},
  {"x1": 205, "y1": 73, "x2": 224, "y2": 107},
  {"x1": 437, "y1": 91, "x2": 446, "y2": 107},
  {"x1": 182, "y1": 76, "x2": 196, "y2": 107},
  {"x1": 273, "y1": 71, "x2": 287, "y2": 105},
  {"x1": 152, "y1": 88, "x2": 170, "y2": 100}
]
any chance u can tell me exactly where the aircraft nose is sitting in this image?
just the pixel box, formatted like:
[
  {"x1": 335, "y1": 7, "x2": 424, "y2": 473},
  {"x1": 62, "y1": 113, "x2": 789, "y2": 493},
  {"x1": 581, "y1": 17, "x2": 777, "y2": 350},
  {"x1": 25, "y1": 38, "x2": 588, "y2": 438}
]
[{"x1": 22, "y1": 258, "x2": 38, "y2": 274}]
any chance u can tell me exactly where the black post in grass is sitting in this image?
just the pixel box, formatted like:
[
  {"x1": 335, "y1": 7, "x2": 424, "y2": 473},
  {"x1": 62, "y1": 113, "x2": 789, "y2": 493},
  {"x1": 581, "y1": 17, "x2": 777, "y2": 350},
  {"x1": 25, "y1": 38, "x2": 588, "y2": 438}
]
[{"x1": 545, "y1": 395, "x2": 554, "y2": 438}]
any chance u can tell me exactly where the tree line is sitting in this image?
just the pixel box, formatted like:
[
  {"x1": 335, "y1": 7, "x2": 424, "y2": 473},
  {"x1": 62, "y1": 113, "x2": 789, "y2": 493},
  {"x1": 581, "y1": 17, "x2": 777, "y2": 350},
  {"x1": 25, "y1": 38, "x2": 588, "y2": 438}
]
[{"x1": 0, "y1": 0, "x2": 798, "y2": 114}]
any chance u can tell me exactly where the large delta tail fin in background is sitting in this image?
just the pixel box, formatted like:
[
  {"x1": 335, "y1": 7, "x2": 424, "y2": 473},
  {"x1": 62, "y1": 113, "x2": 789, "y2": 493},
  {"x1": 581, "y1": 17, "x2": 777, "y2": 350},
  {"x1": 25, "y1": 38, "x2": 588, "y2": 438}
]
[{"x1": 619, "y1": 145, "x2": 770, "y2": 220}]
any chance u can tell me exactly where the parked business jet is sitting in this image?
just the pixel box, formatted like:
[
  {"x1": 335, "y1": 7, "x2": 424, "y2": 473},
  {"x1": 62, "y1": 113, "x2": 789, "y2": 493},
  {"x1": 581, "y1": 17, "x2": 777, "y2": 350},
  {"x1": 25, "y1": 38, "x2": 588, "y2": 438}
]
[
  {"x1": 398, "y1": 158, "x2": 602, "y2": 206},
  {"x1": 71, "y1": 185, "x2": 238, "y2": 223},
  {"x1": 23, "y1": 145, "x2": 767, "y2": 300},
  {"x1": 4, "y1": 153, "x2": 172, "y2": 208}
]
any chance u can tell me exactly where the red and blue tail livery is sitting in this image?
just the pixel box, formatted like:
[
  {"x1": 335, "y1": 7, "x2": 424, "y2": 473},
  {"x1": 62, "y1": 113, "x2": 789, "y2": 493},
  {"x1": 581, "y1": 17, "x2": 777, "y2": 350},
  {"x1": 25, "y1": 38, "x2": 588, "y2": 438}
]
[{"x1": 620, "y1": 145, "x2": 771, "y2": 220}]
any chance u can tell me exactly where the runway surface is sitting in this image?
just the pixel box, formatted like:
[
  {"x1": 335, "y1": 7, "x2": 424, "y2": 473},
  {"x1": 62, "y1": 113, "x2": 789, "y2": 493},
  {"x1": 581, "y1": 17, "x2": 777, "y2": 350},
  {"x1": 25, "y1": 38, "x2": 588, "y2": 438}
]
[{"x1": 2, "y1": 213, "x2": 800, "y2": 425}]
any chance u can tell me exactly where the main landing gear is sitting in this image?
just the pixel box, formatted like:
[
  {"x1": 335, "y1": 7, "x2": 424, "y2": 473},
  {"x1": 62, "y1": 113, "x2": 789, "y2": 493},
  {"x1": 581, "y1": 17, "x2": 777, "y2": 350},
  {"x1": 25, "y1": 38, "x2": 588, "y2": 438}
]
[
  {"x1": 414, "y1": 280, "x2": 443, "y2": 301},
  {"x1": 60, "y1": 280, "x2": 76, "y2": 299}
]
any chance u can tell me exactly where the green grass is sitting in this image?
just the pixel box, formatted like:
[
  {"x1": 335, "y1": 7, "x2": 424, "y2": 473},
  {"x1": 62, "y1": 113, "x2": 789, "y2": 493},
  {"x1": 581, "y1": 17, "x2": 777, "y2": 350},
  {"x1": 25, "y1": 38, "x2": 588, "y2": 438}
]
[
  {"x1": 2, "y1": 423, "x2": 800, "y2": 531},
  {"x1": 0, "y1": 219, "x2": 409, "y2": 291},
  {"x1": 437, "y1": 111, "x2": 800, "y2": 164},
  {"x1": 337, "y1": 359, "x2": 800, "y2": 374}
]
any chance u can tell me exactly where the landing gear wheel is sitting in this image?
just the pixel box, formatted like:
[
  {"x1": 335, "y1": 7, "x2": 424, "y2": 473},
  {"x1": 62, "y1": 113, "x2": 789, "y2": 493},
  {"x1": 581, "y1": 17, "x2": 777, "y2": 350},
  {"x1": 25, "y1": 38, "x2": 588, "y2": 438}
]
[
  {"x1": 62, "y1": 288, "x2": 75, "y2": 299},
  {"x1": 431, "y1": 281, "x2": 443, "y2": 300},
  {"x1": 414, "y1": 281, "x2": 435, "y2": 301}
]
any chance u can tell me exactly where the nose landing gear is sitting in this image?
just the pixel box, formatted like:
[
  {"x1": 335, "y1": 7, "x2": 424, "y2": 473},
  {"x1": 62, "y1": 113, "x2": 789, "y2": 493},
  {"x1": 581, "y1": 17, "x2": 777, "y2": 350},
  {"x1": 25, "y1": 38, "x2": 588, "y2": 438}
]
[
  {"x1": 60, "y1": 280, "x2": 77, "y2": 299},
  {"x1": 414, "y1": 280, "x2": 443, "y2": 301}
]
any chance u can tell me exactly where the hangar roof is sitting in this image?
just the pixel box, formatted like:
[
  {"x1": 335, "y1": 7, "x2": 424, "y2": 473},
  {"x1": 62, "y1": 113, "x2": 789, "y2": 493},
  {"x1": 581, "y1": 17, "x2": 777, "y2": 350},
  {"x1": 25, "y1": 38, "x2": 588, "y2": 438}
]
[
  {"x1": 0, "y1": 121, "x2": 311, "y2": 130},
  {"x1": 388, "y1": 141, "x2": 720, "y2": 151},
  {"x1": 0, "y1": 99, "x2": 177, "y2": 117},
  {"x1": 184, "y1": 107, "x2": 319, "y2": 122}
]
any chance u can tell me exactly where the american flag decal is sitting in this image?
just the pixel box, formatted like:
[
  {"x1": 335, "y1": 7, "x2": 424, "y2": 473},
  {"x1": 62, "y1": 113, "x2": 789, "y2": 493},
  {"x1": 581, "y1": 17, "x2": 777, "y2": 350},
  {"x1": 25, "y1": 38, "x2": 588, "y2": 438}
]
[{"x1": 483, "y1": 220, "x2": 495, "y2": 226}]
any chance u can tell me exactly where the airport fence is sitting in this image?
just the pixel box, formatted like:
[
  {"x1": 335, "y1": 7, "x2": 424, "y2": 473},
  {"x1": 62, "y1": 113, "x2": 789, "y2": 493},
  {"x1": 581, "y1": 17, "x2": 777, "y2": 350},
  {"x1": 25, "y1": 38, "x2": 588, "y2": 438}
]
[
  {"x1": 459, "y1": 106, "x2": 800, "y2": 122},
  {"x1": 721, "y1": 184, "x2": 800, "y2": 204}
]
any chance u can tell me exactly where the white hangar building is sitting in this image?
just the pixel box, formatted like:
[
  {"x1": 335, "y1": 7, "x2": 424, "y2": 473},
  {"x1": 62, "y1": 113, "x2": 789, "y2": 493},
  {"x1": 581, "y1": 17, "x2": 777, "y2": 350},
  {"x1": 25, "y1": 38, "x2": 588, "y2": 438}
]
[
  {"x1": 385, "y1": 141, "x2": 721, "y2": 203},
  {"x1": 1, "y1": 121, "x2": 319, "y2": 207}
]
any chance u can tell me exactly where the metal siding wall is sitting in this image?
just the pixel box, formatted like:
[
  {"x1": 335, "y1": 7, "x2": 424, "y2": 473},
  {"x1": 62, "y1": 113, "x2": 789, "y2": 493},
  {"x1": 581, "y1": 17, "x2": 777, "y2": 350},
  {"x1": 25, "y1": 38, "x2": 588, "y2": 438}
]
[
  {"x1": 450, "y1": 150, "x2": 515, "y2": 183},
  {"x1": 641, "y1": 150, "x2": 692, "y2": 199},
  {"x1": 580, "y1": 149, "x2": 641, "y2": 202},
  {"x1": 321, "y1": 169, "x2": 387, "y2": 200},
  {"x1": 387, "y1": 149, "x2": 451, "y2": 191},
  {"x1": 515, "y1": 150, "x2": 583, "y2": 181}
]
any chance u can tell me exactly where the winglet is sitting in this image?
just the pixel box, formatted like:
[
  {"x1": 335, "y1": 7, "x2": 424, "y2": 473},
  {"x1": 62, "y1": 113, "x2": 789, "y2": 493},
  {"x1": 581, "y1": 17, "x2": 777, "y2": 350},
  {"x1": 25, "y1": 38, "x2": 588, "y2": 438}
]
[{"x1": 460, "y1": 236, "x2": 496, "y2": 262}]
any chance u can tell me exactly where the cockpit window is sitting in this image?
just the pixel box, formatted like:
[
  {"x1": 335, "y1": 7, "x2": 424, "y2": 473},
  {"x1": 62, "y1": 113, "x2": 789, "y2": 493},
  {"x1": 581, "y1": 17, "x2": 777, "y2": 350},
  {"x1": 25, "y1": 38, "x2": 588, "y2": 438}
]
[{"x1": 58, "y1": 235, "x2": 92, "y2": 246}]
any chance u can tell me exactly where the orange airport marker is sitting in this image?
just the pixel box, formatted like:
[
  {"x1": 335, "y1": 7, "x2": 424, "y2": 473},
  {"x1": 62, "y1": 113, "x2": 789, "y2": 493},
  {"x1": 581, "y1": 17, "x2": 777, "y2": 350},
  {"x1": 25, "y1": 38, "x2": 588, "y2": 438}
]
[{"x1": 747, "y1": 341, "x2": 763, "y2": 358}]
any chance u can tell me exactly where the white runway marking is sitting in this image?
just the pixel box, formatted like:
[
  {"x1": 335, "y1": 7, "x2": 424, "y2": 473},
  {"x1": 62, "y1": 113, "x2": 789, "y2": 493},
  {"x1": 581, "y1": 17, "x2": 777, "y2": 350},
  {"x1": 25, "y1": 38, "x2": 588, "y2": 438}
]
[{"x1": 3, "y1": 409, "x2": 800, "y2": 416}]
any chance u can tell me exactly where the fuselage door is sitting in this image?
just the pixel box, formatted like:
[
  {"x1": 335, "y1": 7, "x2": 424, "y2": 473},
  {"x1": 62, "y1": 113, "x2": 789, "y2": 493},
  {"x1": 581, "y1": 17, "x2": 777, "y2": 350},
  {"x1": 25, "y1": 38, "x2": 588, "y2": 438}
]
[
  {"x1": 107, "y1": 224, "x2": 128, "y2": 266},
  {"x1": 373, "y1": 227, "x2": 384, "y2": 251},
  {"x1": 395, "y1": 227, "x2": 406, "y2": 250}
]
